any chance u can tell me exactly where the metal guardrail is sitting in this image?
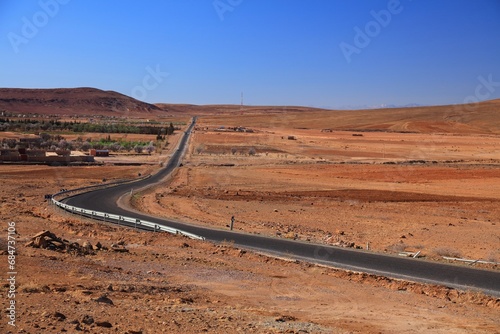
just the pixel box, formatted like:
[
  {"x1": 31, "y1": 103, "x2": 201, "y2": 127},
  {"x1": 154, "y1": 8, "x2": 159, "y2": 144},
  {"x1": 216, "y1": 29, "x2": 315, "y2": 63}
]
[
  {"x1": 51, "y1": 118, "x2": 204, "y2": 241},
  {"x1": 50, "y1": 176, "x2": 205, "y2": 241},
  {"x1": 51, "y1": 197, "x2": 204, "y2": 240}
]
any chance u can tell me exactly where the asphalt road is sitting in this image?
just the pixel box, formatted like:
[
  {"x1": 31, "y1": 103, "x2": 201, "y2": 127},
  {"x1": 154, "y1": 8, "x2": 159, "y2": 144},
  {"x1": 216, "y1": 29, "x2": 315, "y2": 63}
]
[{"x1": 65, "y1": 118, "x2": 500, "y2": 297}]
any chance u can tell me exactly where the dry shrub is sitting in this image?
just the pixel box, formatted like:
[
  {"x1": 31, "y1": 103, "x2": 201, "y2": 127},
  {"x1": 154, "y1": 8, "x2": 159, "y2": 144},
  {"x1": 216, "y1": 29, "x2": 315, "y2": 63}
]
[
  {"x1": 434, "y1": 247, "x2": 462, "y2": 258},
  {"x1": 387, "y1": 242, "x2": 407, "y2": 253},
  {"x1": 21, "y1": 283, "x2": 50, "y2": 293}
]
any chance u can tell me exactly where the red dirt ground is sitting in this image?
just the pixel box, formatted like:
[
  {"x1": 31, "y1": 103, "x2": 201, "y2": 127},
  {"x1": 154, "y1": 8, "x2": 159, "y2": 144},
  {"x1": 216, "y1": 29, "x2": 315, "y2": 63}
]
[{"x1": 1, "y1": 97, "x2": 499, "y2": 333}]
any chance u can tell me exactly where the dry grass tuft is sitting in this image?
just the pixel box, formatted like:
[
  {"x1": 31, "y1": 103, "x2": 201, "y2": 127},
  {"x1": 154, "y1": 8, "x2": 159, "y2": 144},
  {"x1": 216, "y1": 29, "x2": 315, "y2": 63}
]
[
  {"x1": 387, "y1": 243, "x2": 407, "y2": 253},
  {"x1": 433, "y1": 247, "x2": 462, "y2": 258},
  {"x1": 21, "y1": 283, "x2": 50, "y2": 293}
]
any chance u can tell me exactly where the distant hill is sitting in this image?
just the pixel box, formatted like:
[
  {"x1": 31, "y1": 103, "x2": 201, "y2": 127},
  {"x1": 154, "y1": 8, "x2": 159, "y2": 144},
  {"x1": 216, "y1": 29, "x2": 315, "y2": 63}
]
[
  {"x1": 0, "y1": 87, "x2": 498, "y2": 134},
  {"x1": 172, "y1": 100, "x2": 500, "y2": 135},
  {"x1": 336, "y1": 103, "x2": 424, "y2": 110},
  {"x1": 0, "y1": 87, "x2": 163, "y2": 116},
  {"x1": 154, "y1": 103, "x2": 328, "y2": 115}
]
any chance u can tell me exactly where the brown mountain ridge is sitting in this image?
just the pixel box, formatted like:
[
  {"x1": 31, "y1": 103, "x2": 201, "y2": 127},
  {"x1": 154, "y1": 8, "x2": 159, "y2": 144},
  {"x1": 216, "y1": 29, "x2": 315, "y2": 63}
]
[
  {"x1": 1, "y1": 87, "x2": 499, "y2": 134},
  {"x1": 0, "y1": 87, "x2": 162, "y2": 116}
]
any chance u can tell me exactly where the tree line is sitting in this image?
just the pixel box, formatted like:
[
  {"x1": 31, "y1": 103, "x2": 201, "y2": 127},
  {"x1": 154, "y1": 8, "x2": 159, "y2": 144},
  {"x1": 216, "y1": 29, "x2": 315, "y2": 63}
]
[
  {"x1": 1, "y1": 133, "x2": 157, "y2": 154},
  {"x1": 0, "y1": 118, "x2": 177, "y2": 135}
]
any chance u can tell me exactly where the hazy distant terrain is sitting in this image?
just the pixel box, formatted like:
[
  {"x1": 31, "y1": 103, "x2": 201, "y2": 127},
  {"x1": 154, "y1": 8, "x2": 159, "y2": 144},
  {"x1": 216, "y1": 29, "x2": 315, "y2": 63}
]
[
  {"x1": 1, "y1": 87, "x2": 499, "y2": 332},
  {"x1": 1, "y1": 88, "x2": 498, "y2": 134}
]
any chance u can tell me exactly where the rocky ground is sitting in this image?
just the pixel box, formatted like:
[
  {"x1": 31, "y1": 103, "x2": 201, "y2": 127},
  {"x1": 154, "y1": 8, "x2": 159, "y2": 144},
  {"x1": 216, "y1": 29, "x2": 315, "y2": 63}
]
[
  {"x1": 1, "y1": 199, "x2": 499, "y2": 333},
  {"x1": 136, "y1": 127, "x2": 500, "y2": 264},
  {"x1": 1, "y1": 111, "x2": 500, "y2": 333}
]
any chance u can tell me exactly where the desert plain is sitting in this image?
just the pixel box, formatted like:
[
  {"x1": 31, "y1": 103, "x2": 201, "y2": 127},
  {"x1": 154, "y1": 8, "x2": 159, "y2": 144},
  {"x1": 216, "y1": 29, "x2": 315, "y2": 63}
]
[{"x1": 0, "y1": 95, "x2": 499, "y2": 333}]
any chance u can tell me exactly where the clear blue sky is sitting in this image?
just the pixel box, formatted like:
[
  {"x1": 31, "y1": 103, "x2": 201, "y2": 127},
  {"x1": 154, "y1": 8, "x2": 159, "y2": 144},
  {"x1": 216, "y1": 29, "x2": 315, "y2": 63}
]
[{"x1": 1, "y1": 0, "x2": 499, "y2": 108}]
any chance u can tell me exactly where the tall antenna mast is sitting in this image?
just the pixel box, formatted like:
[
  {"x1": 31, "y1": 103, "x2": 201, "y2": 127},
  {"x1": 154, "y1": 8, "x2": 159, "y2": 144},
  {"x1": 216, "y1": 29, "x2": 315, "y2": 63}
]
[{"x1": 240, "y1": 92, "x2": 243, "y2": 112}]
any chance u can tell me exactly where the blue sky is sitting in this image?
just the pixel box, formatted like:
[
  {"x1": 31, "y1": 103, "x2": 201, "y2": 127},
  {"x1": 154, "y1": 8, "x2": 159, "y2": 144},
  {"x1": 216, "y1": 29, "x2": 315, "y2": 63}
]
[{"x1": 1, "y1": 0, "x2": 499, "y2": 108}]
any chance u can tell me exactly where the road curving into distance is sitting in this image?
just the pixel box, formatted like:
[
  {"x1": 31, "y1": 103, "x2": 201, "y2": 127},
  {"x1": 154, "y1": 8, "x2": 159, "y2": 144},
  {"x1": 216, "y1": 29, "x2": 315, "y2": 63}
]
[{"x1": 65, "y1": 117, "x2": 500, "y2": 297}]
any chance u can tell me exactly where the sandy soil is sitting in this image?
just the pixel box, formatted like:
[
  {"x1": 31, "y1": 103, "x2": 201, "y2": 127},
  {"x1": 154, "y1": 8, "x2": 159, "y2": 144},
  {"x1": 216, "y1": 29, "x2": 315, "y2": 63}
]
[
  {"x1": 194, "y1": 99, "x2": 500, "y2": 135},
  {"x1": 135, "y1": 127, "x2": 500, "y2": 264},
  {"x1": 1, "y1": 109, "x2": 500, "y2": 333},
  {"x1": 0, "y1": 164, "x2": 499, "y2": 334}
]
